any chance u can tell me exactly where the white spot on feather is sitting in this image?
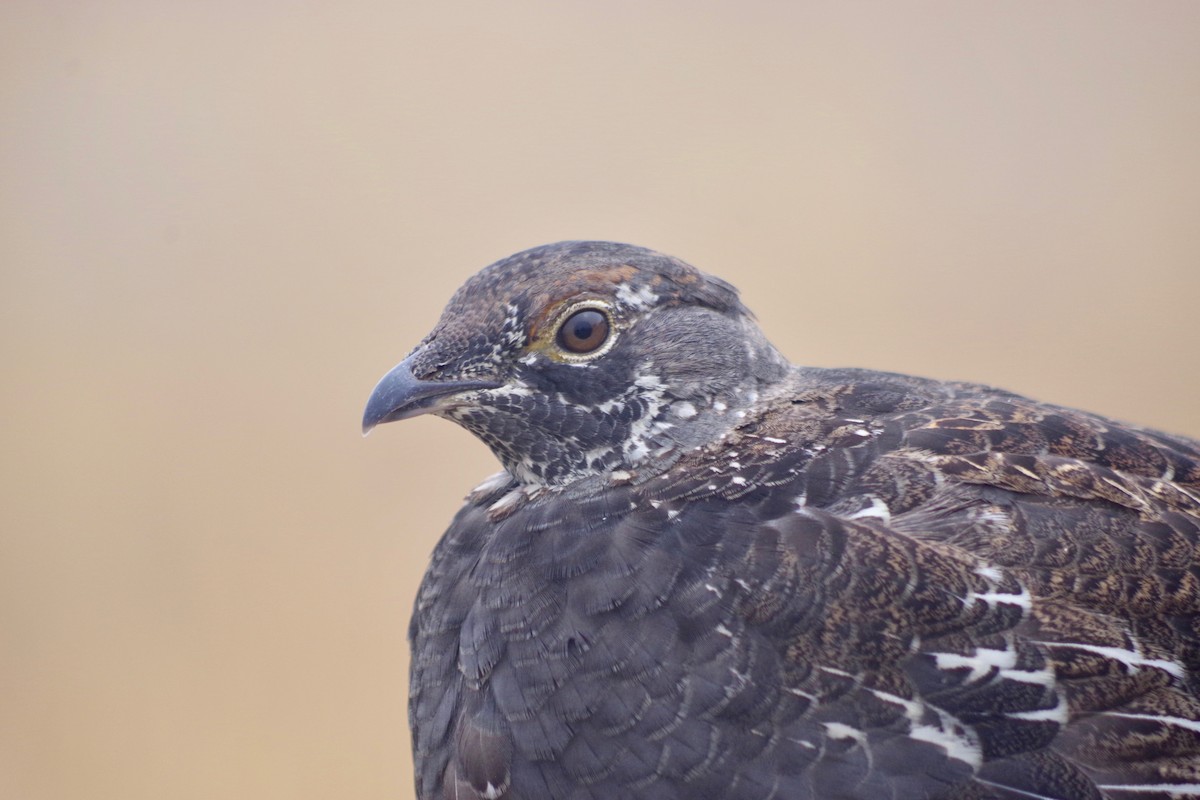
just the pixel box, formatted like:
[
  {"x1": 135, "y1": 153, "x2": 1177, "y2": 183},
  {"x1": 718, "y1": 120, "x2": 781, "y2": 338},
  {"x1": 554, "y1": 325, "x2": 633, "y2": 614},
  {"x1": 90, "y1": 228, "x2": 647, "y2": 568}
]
[
  {"x1": 966, "y1": 585, "x2": 1032, "y2": 613},
  {"x1": 869, "y1": 688, "x2": 982, "y2": 769},
  {"x1": 615, "y1": 282, "x2": 658, "y2": 309},
  {"x1": 934, "y1": 646, "x2": 1016, "y2": 684},
  {"x1": 1006, "y1": 695, "x2": 1068, "y2": 724},
  {"x1": 822, "y1": 722, "x2": 866, "y2": 746},
  {"x1": 786, "y1": 686, "x2": 819, "y2": 702},
  {"x1": 471, "y1": 471, "x2": 512, "y2": 496},
  {"x1": 818, "y1": 665, "x2": 856, "y2": 679},
  {"x1": 1103, "y1": 712, "x2": 1200, "y2": 734},
  {"x1": 848, "y1": 497, "x2": 891, "y2": 523},
  {"x1": 978, "y1": 508, "x2": 1012, "y2": 527},
  {"x1": 1095, "y1": 786, "x2": 1200, "y2": 796},
  {"x1": 1038, "y1": 640, "x2": 1185, "y2": 680},
  {"x1": 974, "y1": 564, "x2": 1003, "y2": 582},
  {"x1": 487, "y1": 490, "x2": 524, "y2": 516},
  {"x1": 1011, "y1": 463, "x2": 1040, "y2": 480}
]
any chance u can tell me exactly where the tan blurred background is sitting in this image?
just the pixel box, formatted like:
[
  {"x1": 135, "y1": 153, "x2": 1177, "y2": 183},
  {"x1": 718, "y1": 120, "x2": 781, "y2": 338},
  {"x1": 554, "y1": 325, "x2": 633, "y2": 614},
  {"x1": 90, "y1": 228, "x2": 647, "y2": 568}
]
[{"x1": 2, "y1": 2, "x2": 1198, "y2": 798}]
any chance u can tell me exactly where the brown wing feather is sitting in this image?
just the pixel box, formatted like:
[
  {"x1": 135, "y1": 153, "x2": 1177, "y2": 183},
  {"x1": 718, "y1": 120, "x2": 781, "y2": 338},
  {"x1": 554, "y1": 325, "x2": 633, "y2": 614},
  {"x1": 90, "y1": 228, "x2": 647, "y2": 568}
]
[{"x1": 408, "y1": 367, "x2": 1200, "y2": 799}]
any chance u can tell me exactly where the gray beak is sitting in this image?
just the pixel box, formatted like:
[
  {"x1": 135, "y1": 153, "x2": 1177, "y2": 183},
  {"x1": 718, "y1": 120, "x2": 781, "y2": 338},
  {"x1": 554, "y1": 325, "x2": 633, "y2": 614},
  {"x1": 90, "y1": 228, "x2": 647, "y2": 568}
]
[{"x1": 362, "y1": 354, "x2": 500, "y2": 435}]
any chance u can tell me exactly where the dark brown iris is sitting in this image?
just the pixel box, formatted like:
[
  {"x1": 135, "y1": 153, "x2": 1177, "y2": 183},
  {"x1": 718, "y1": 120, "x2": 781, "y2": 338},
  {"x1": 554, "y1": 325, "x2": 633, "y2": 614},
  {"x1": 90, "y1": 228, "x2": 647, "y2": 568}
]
[{"x1": 557, "y1": 308, "x2": 610, "y2": 354}]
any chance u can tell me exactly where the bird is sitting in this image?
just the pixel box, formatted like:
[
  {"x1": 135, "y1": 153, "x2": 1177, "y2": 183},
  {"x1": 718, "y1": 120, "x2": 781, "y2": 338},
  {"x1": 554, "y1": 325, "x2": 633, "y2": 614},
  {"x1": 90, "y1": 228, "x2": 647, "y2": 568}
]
[{"x1": 362, "y1": 241, "x2": 1200, "y2": 800}]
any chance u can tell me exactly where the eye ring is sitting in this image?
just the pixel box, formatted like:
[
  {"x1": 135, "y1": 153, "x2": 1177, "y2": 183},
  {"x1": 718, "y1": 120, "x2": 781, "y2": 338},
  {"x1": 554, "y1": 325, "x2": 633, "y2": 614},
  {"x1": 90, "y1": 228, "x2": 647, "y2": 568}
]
[
  {"x1": 547, "y1": 301, "x2": 618, "y2": 361},
  {"x1": 557, "y1": 307, "x2": 611, "y2": 354}
]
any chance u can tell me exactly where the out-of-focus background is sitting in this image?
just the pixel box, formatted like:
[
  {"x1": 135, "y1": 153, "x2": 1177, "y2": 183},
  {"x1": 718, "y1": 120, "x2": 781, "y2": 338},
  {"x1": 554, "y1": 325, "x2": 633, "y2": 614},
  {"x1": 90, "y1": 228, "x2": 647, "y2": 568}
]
[{"x1": 2, "y1": 2, "x2": 1198, "y2": 798}]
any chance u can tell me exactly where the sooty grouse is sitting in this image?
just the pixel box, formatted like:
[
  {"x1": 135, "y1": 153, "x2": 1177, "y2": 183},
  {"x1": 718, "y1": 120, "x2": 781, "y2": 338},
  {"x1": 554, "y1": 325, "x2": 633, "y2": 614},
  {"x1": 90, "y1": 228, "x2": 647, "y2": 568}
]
[{"x1": 363, "y1": 241, "x2": 1200, "y2": 800}]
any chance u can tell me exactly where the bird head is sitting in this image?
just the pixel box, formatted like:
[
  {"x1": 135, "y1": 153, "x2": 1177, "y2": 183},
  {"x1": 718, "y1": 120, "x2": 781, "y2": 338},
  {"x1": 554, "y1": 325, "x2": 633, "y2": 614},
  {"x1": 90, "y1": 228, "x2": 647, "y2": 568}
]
[{"x1": 363, "y1": 241, "x2": 789, "y2": 486}]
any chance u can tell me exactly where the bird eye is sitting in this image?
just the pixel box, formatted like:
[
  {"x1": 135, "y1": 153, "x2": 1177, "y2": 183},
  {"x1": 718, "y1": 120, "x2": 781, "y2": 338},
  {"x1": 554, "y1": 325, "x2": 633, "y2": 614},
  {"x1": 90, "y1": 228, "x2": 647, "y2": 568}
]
[{"x1": 556, "y1": 308, "x2": 610, "y2": 354}]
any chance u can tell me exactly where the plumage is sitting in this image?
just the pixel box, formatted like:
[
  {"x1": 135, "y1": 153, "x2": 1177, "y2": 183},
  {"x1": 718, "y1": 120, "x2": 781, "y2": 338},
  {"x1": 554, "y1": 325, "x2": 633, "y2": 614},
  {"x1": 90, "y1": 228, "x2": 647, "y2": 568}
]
[{"x1": 363, "y1": 241, "x2": 1200, "y2": 800}]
